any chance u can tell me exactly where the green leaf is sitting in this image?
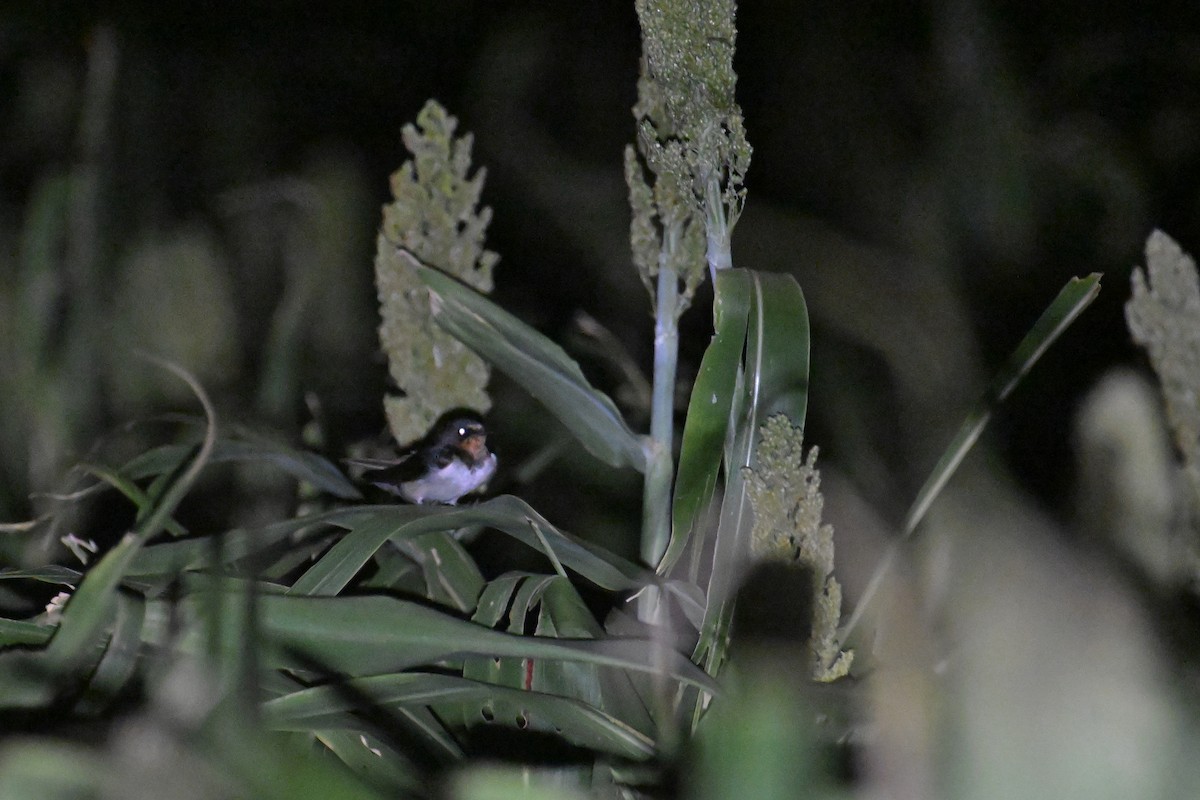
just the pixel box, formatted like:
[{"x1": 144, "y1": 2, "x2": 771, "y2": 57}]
[
  {"x1": 407, "y1": 532, "x2": 486, "y2": 613},
  {"x1": 190, "y1": 591, "x2": 718, "y2": 695},
  {"x1": 0, "y1": 619, "x2": 55, "y2": 647},
  {"x1": 122, "y1": 434, "x2": 360, "y2": 499},
  {"x1": 0, "y1": 566, "x2": 82, "y2": 586},
  {"x1": 292, "y1": 497, "x2": 652, "y2": 593},
  {"x1": 904, "y1": 272, "x2": 1101, "y2": 536},
  {"x1": 288, "y1": 507, "x2": 428, "y2": 596},
  {"x1": 76, "y1": 592, "x2": 145, "y2": 712},
  {"x1": 265, "y1": 672, "x2": 657, "y2": 761},
  {"x1": 450, "y1": 766, "x2": 591, "y2": 800},
  {"x1": 43, "y1": 359, "x2": 217, "y2": 678},
  {"x1": 414, "y1": 257, "x2": 647, "y2": 472},
  {"x1": 471, "y1": 573, "x2": 527, "y2": 629},
  {"x1": 693, "y1": 271, "x2": 810, "y2": 680},
  {"x1": 841, "y1": 273, "x2": 1102, "y2": 640},
  {"x1": 76, "y1": 462, "x2": 189, "y2": 537},
  {"x1": 126, "y1": 506, "x2": 376, "y2": 578},
  {"x1": 0, "y1": 740, "x2": 107, "y2": 799},
  {"x1": 666, "y1": 269, "x2": 752, "y2": 573},
  {"x1": 749, "y1": 272, "x2": 811, "y2": 425},
  {"x1": 312, "y1": 730, "x2": 426, "y2": 797},
  {"x1": 463, "y1": 574, "x2": 562, "y2": 698}
]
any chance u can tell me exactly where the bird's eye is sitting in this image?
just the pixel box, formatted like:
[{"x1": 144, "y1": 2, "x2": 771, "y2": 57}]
[{"x1": 458, "y1": 427, "x2": 468, "y2": 437}]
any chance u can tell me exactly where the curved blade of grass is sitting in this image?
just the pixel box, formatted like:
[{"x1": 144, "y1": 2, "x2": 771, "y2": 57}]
[
  {"x1": 414, "y1": 256, "x2": 646, "y2": 472},
  {"x1": 289, "y1": 497, "x2": 651, "y2": 594},
  {"x1": 841, "y1": 273, "x2": 1102, "y2": 640},
  {"x1": 43, "y1": 357, "x2": 217, "y2": 676},
  {"x1": 193, "y1": 591, "x2": 717, "y2": 694},
  {"x1": 126, "y1": 506, "x2": 380, "y2": 578},
  {"x1": 265, "y1": 672, "x2": 657, "y2": 760},
  {"x1": 76, "y1": 462, "x2": 189, "y2": 537},
  {"x1": 288, "y1": 507, "x2": 428, "y2": 596},
  {"x1": 664, "y1": 270, "x2": 752, "y2": 575},
  {"x1": 0, "y1": 566, "x2": 83, "y2": 586},
  {"x1": 463, "y1": 574, "x2": 560, "y2": 694},
  {"x1": 121, "y1": 436, "x2": 359, "y2": 499},
  {"x1": 408, "y1": 532, "x2": 485, "y2": 613}
]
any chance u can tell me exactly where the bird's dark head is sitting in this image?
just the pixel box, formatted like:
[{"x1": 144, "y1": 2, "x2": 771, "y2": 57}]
[{"x1": 442, "y1": 417, "x2": 487, "y2": 459}]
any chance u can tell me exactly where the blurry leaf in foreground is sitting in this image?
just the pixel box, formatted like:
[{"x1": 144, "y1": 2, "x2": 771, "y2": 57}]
[
  {"x1": 927, "y1": 491, "x2": 1179, "y2": 800},
  {"x1": 120, "y1": 431, "x2": 360, "y2": 499},
  {"x1": 42, "y1": 358, "x2": 217, "y2": 678},
  {"x1": 448, "y1": 765, "x2": 589, "y2": 800},
  {"x1": 0, "y1": 741, "x2": 107, "y2": 799},
  {"x1": 108, "y1": 227, "x2": 241, "y2": 411},
  {"x1": 266, "y1": 671, "x2": 655, "y2": 761},
  {"x1": 689, "y1": 651, "x2": 833, "y2": 800},
  {"x1": 1073, "y1": 368, "x2": 1184, "y2": 585}
]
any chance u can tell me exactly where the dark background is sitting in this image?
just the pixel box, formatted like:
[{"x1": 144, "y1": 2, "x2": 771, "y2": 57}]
[{"x1": 3, "y1": 1, "x2": 1198, "y2": 557}]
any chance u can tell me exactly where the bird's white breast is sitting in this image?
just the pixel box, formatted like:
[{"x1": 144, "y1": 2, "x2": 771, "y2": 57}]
[{"x1": 400, "y1": 453, "x2": 497, "y2": 505}]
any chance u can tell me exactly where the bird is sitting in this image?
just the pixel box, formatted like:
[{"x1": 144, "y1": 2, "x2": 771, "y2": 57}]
[{"x1": 345, "y1": 416, "x2": 497, "y2": 505}]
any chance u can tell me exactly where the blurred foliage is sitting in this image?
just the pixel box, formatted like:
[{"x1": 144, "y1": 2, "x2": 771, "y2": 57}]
[{"x1": 108, "y1": 226, "x2": 240, "y2": 410}]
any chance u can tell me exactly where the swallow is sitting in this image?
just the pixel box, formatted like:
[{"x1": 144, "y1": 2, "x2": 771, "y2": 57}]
[{"x1": 346, "y1": 417, "x2": 497, "y2": 505}]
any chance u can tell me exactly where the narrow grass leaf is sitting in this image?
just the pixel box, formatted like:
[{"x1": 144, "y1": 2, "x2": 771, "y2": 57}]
[
  {"x1": 288, "y1": 507, "x2": 428, "y2": 596},
  {"x1": 902, "y1": 273, "x2": 1102, "y2": 537},
  {"x1": 126, "y1": 506, "x2": 379, "y2": 578},
  {"x1": 842, "y1": 273, "x2": 1102, "y2": 640},
  {"x1": 666, "y1": 269, "x2": 752, "y2": 574},
  {"x1": 43, "y1": 358, "x2": 217, "y2": 676},
  {"x1": 122, "y1": 437, "x2": 360, "y2": 499},
  {"x1": 75, "y1": 462, "x2": 189, "y2": 537},
  {"x1": 415, "y1": 258, "x2": 646, "y2": 472},
  {"x1": 75, "y1": 592, "x2": 144, "y2": 712},
  {"x1": 266, "y1": 672, "x2": 657, "y2": 760},
  {"x1": 0, "y1": 566, "x2": 82, "y2": 586},
  {"x1": 196, "y1": 591, "x2": 717, "y2": 694}
]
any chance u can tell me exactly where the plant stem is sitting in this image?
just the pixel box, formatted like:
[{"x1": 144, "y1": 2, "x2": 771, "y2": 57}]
[{"x1": 641, "y1": 253, "x2": 680, "y2": 573}]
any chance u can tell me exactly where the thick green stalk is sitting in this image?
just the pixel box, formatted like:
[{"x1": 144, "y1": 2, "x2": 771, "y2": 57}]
[{"x1": 642, "y1": 258, "x2": 680, "y2": 571}]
